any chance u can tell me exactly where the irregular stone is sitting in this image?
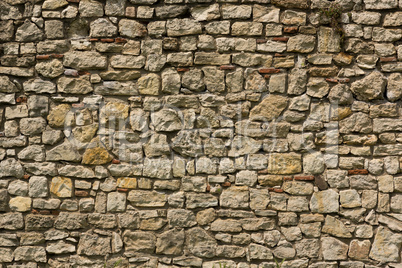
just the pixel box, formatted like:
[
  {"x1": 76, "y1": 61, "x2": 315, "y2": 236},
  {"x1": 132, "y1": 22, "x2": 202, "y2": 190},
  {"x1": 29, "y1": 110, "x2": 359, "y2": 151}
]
[
  {"x1": 50, "y1": 176, "x2": 72, "y2": 198},
  {"x1": 63, "y1": 51, "x2": 107, "y2": 70},
  {"x1": 55, "y1": 212, "x2": 87, "y2": 230},
  {"x1": 35, "y1": 59, "x2": 64, "y2": 79},
  {"x1": 0, "y1": 158, "x2": 24, "y2": 178},
  {"x1": 321, "y1": 237, "x2": 348, "y2": 260},
  {"x1": 190, "y1": 4, "x2": 220, "y2": 21},
  {"x1": 81, "y1": 138, "x2": 113, "y2": 165},
  {"x1": 128, "y1": 190, "x2": 167, "y2": 207},
  {"x1": 288, "y1": 68, "x2": 307, "y2": 95},
  {"x1": 16, "y1": 20, "x2": 43, "y2": 42},
  {"x1": 267, "y1": 153, "x2": 302, "y2": 174},
  {"x1": 186, "y1": 227, "x2": 217, "y2": 258},
  {"x1": 57, "y1": 76, "x2": 93, "y2": 94},
  {"x1": 232, "y1": 22, "x2": 263, "y2": 36},
  {"x1": 369, "y1": 226, "x2": 402, "y2": 262},
  {"x1": 318, "y1": 27, "x2": 341, "y2": 53},
  {"x1": 78, "y1": 0, "x2": 104, "y2": 17},
  {"x1": 322, "y1": 216, "x2": 352, "y2": 238},
  {"x1": 249, "y1": 94, "x2": 288, "y2": 121},
  {"x1": 24, "y1": 78, "x2": 56, "y2": 94},
  {"x1": 167, "y1": 19, "x2": 202, "y2": 36},
  {"x1": 310, "y1": 189, "x2": 339, "y2": 213},
  {"x1": 387, "y1": 73, "x2": 402, "y2": 102},
  {"x1": 172, "y1": 130, "x2": 203, "y2": 157},
  {"x1": 123, "y1": 230, "x2": 155, "y2": 253},
  {"x1": 271, "y1": 0, "x2": 309, "y2": 9},
  {"x1": 156, "y1": 229, "x2": 185, "y2": 255},
  {"x1": 287, "y1": 35, "x2": 316, "y2": 53},
  {"x1": 90, "y1": 18, "x2": 117, "y2": 37},
  {"x1": 46, "y1": 140, "x2": 81, "y2": 162},
  {"x1": 14, "y1": 246, "x2": 47, "y2": 263},
  {"x1": 77, "y1": 233, "x2": 111, "y2": 256}
]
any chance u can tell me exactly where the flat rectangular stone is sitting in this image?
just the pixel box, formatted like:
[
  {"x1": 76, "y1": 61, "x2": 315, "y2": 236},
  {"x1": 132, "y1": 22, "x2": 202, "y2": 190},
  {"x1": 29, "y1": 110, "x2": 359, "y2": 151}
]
[
  {"x1": 373, "y1": 118, "x2": 402, "y2": 133},
  {"x1": 194, "y1": 52, "x2": 231, "y2": 65},
  {"x1": 373, "y1": 144, "x2": 402, "y2": 156},
  {"x1": 0, "y1": 67, "x2": 34, "y2": 77}
]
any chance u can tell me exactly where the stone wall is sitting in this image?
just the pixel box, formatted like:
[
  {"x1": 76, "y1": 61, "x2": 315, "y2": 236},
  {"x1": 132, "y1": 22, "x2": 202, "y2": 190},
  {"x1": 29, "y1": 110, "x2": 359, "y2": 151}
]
[{"x1": 0, "y1": 0, "x2": 402, "y2": 267}]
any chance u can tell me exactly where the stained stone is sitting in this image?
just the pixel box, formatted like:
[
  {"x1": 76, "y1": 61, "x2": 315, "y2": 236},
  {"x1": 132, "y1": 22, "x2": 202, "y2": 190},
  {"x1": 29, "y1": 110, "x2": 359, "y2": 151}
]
[
  {"x1": 50, "y1": 177, "x2": 72, "y2": 198},
  {"x1": 310, "y1": 189, "x2": 339, "y2": 213},
  {"x1": 77, "y1": 233, "x2": 111, "y2": 256}
]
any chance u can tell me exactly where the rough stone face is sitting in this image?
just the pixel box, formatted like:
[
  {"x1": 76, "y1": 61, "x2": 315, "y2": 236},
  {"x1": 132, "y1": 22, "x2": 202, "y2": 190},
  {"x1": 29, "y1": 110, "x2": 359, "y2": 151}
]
[
  {"x1": 249, "y1": 94, "x2": 288, "y2": 121},
  {"x1": 77, "y1": 233, "x2": 111, "y2": 256},
  {"x1": 63, "y1": 51, "x2": 107, "y2": 70},
  {"x1": 14, "y1": 246, "x2": 47, "y2": 263},
  {"x1": 310, "y1": 189, "x2": 339, "y2": 213},
  {"x1": 156, "y1": 229, "x2": 185, "y2": 254},
  {"x1": 267, "y1": 153, "x2": 302, "y2": 174},
  {"x1": 123, "y1": 231, "x2": 155, "y2": 253},
  {"x1": 16, "y1": 20, "x2": 44, "y2": 42},
  {"x1": 350, "y1": 71, "x2": 386, "y2": 101},
  {"x1": 321, "y1": 237, "x2": 348, "y2": 260},
  {"x1": 287, "y1": 35, "x2": 316, "y2": 53},
  {"x1": 50, "y1": 177, "x2": 72, "y2": 198},
  {"x1": 57, "y1": 76, "x2": 93, "y2": 94},
  {"x1": 186, "y1": 227, "x2": 217, "y2": 258},
  {"x1": 369, "y1": 226, "x2": 402, "y2": 262}
]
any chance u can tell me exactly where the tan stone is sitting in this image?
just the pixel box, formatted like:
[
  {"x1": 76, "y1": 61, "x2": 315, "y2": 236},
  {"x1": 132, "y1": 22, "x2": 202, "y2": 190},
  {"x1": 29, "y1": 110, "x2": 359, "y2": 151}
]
[
  {"x1": 249, "y1": 94, "x2": 288, "y2": 121},
  {"x1": 117, "y1": 177, "x2": 137, "y2": 189},
  {"x1": 50, "y1": 176, "x2": 72, "y2": 198},
  {"x1": 267, "y1": 153, "x2": 302, "y2": 175},
  {"x1": 9, "y1": 197, "x2": 31, "y2": 212},
  {"x1": 258, "y1": 175, "x2": 282, "y2": 187},
  {"x1": 82, "y1": 138, "x2": 113, "y2": 165},
  {"x1": 47, "y1": 104, "x2": 72, "y2": 128},
  {"x1": 348, "y1": 239, "x2": 370, "y2": 260}
]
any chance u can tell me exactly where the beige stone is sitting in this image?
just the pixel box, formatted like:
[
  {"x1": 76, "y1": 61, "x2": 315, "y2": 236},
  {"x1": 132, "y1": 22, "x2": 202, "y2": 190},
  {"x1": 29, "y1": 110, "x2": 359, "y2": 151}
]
[{"x1": 50, "y1": 176, "x2": 72, "y2": 198}]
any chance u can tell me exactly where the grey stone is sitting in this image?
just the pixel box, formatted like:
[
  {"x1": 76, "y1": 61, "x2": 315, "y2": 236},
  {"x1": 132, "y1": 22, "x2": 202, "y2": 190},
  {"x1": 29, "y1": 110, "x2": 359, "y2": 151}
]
[{"x1": 16, "y1": 20, "x2": 43, "y2": 42}]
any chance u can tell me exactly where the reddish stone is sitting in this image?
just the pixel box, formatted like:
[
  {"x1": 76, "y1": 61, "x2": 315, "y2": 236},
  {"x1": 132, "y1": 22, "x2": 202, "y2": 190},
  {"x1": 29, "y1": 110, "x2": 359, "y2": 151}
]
[
  {"x1": 220, "y1": 65, "x2": 236, "y2": 70},
  {"x1": 39, "y1": 210, "x2": 51, "y2": 215},
  {"x1": 326, "y1": 78, "x2": 339, "y2": 83},
  {"x1": 117, "y1": 188, "x2": 128, "y2": 192},
  {"x1": 51, "y1": 210, "x2": 60, "y2": 216},
  {"x1": 275, "y1": 53, "x2": 285, "y2": 57},
  {"x1": 78, "y1": 71, "x2": 90, "y2": 75},
  {"x1": 101, "y1": 38, "x2": 114, "y2": 43},
  {"x1": 272, "y1": 37, "x2": 289, "y2": 42},
  {"x1": 32, "y1": 209, "x2": 39, "y2": 214},
  {"x1": 36, "y1": 55, "x2": 50, "y2": 60},
  {"x1": 256, "y1": 39, "x2": 267, "y2": 44},
  {"x1": 258, "y1": 169, "x2": 269, "y2": 174},
  {"x1": 294, "y1": 175, "x2": 315, "y2": 181},
  {"x1": 222, "y1": 181, "x2": 231, "y2": 187},
  {"x1": 112, "y1": 159, "x2": 121, "y2": 164},
  {"x1": 380, "y1": 57, "x2": 397, "y2": 62},
  {"x1": 284, "y1": 26, "x2": 298, "y2": 33},
  {"x1": 264, "y1": 74, "x2": 271, "y2": 79},
  {"x1": 75, "y1": 190, "x2": 89, "y2": 197},
  {"x1": 23, "y1": 175, "x2": 30, "y2": 180},
  {"x1": 338, "y1": 78, "x2": 350, "y2": 83},
  {"x1": 273, "y1": 189, "x2": 284, "y2": 193},
  {"x1": 89, "y1": 38, "x2": 99, "y2": 42},
  {"x1": 16, "y1": 97, "x2": 27, "y2": 103},
  {"x1": 177, "y1": 68, "x2": 189, "y2": 72},
  {"x1": 51, "y1": 54, "x2": 64, "y2": 59},
  {"x1": 348, "y1": 169, "x2": 369, "y2": 175},
  {"x1": 72, "y1": 103, "x2": 85, "y2": 109},
  {"x1": 206, "y1": 185, "x2": 211, "y2": 192},
  {"x1": 115, "y1": 37, "x2": 127, "y2": 43},
  {"x1": 259, "y1": 68, "x2": 281, "y2": 74},
  {"x1": 283, "y1": 177, "x2": 293, "y2": 181}
]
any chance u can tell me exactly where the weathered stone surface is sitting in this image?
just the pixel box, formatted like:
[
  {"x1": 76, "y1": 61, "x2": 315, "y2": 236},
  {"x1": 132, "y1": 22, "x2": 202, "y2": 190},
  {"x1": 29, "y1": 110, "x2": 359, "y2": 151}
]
[
  {"x1": 156, "y1": 229, "x2": 185, "y2": 255},
  {"x1": 186, "y1": 227, "x2": 217, "y2": 258},
  {"x1": 58, "y1": 76, "x2": 93, "y2": 94},
  {"x1": 0, "y1": 158, "x2": 24, "y2": 178},
  {"x1": 287, "y1": 35, "x2": 316, "y2": 53},
  {"x1": 310, "y1": 189, "x2": 339, "y2": 213},
  {"x1": 272, "y1": 0, "x2": 309, "y2": 9},
  {"x1": 123, "y1": 231, "x2": 155, "y2": 253},
  {"x1": 14, "y1": 246, "x2": 47, "y2": 263},
  {"x1": 167, "y1": 19, "x2": 202, "y2": 36},
  {"x1": 267, "y1": 153, "x2": 302, "y2": 174},
  {"x1": 369, "y1": 226, "x2": 402, "y2": 262},
  {"x1": 16, "y1": 20, "x2": 44, "y2": 42},
  {"x1": 46, "y1": 140, "x2": 81, "y2": 162},
  {"x1": 63, "y1": 51, "x2": 107, "y2": 70},
  {"x1": 321, "y1": 237, "x2": 348, "y2": 260},
  {"x1": 77, "y1": 233, "x2": 111, "y2": 256},
  {"x1": 249, "y1": 94, "x2": 288, "y2": 121}
]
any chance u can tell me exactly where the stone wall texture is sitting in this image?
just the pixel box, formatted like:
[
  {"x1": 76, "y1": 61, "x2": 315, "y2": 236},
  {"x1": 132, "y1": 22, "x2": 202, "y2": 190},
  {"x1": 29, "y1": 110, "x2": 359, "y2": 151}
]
[{"x1": 1, "y1": 0, "x2": 402, "y2": 267}]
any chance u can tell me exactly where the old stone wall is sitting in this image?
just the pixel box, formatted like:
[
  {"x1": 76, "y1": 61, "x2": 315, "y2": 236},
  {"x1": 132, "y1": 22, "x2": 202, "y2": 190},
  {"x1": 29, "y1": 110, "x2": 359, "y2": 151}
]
[{"x1": 0, "y1": 0, "x2": 402, "y2": 267}]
